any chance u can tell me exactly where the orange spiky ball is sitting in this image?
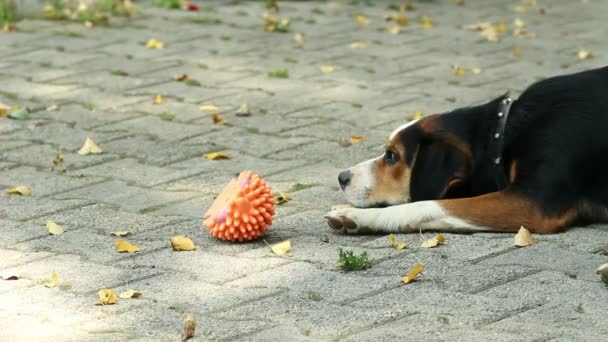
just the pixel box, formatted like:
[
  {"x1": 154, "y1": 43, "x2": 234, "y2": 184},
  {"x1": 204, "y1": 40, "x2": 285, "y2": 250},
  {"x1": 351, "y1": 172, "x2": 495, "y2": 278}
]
[{"x1": 203, "y1": 171, "x2": 275, "y2": 242}]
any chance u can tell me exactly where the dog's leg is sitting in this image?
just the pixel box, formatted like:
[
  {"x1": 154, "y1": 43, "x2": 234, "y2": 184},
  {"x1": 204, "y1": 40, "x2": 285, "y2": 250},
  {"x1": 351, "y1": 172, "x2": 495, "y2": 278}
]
[{"x1": 325, "y1": 191, "x2": 576, "y2": 234}]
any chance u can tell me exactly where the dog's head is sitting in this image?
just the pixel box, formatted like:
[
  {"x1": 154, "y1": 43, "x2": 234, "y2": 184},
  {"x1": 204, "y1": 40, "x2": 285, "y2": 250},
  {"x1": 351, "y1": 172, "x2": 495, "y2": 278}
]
[{"x1": 338, "y1": 115, "x2": 473, "y2": 207}]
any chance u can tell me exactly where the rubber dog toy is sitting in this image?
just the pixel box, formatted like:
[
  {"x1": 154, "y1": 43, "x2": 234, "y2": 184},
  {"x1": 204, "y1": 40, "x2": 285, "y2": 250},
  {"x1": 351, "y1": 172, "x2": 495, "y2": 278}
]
[{"x1": 204, "y1": 171, "x2": 275, "y2": 241}]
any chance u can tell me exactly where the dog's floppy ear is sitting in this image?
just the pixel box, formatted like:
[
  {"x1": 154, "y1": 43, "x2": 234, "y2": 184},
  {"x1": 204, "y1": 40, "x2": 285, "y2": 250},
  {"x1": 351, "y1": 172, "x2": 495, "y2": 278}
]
[{"x1": 410, "y1": 141, "x2": 470, "y2": 201}]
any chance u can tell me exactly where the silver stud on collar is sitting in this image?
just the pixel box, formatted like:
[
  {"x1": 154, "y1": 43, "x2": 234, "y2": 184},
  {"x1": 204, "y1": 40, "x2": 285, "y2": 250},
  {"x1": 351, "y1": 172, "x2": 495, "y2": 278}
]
[
  {"x1": 494, "y1": 157, "x2": 501, "y2": 165},
  {"x1": 502, "y1": 97, "x2": 512, "y2": 105},
  {"x1": 494, "y1": 133, "x2": 500, "y2": 139},
  {"x1": 498, "y1": 112, "x2": 504, "y2": 117}
]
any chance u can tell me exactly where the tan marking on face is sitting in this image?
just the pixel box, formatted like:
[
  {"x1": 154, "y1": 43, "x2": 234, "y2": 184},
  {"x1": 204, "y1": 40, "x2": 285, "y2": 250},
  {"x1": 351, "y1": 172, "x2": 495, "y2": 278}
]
[
  {"x1": 509, "y1": 160, "x2": 518, "y2": 183},
  {"x1": 367, "y1": 154, "x2": 412, "y2": 205}
]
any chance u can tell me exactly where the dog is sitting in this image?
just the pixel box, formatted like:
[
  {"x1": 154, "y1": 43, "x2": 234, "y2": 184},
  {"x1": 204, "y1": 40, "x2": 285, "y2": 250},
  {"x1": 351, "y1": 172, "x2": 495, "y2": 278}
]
[{"x1": 326, "y1": 66, "x2": 608, "y2": 235}]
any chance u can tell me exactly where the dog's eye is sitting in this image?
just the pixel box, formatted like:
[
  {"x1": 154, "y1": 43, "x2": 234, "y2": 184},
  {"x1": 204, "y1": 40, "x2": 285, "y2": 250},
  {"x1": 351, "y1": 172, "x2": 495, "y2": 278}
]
[{"x1": 384, "y1": 150, "x2": 399, "y2": 165}]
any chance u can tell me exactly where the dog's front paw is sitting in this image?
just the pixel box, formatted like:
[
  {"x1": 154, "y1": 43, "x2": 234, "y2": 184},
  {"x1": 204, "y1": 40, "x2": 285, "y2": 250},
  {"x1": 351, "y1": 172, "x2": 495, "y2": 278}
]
[{"x1": 324, "y1": 208, "x2": 364, "y2": 234}]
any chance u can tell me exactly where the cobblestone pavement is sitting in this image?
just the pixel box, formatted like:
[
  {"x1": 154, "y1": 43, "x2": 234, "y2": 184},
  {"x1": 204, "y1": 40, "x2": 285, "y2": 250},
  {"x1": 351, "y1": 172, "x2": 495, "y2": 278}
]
[{"x1": 2, "y1": 0, "x2": 608, "y2": 341}]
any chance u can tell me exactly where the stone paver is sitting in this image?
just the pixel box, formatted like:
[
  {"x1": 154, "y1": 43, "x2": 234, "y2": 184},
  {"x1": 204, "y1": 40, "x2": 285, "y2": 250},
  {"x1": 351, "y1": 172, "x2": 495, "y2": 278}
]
[{"x1": 2, "y1": 0, "x2": 608, "y2": 340}]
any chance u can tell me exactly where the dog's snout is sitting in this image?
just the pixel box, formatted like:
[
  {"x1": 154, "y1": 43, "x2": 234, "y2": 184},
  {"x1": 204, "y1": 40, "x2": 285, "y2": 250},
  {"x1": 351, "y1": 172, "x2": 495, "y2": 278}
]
[{"x1": 338, "y1": 170, "x2": 353, "y2": 190}]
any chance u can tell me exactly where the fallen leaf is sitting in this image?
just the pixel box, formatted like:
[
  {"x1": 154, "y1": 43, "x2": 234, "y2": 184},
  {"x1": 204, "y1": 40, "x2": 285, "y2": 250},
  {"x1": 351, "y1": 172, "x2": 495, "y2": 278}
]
[
  {"x1": 8, "y1": 107, "x2": 30, "y2": 120},
  {"x1": 421, "y1": 16, "x2": 433, "y2": 29},
  {"x1": 388, "y1": 234, "x2": 407, "y2": 249},
  {"x1": 46, "y1": 104, "x2": 60, "y2": 111},
  {"x1": 204, "y1": 152, "x2": 231, "y2": 160},
  {"x1": 339, "y1": 137, "x2": 352, "y2": 147},
  {"x1": 396, "y1": 15, "x2": 409, "y2": 25},
  {"x1": 401, "y1": 264, "x2": 424, "y2": 284},
  {"x1": 199, "y1": 104, "x2": 220, "y2": 112},
  {"x1": 171, "y1": 236, "x2": 197, "y2": 251},
  {"x1": 211, "y1": 113, "x2": 226, "y2": 125},
  {"x1": 452, "y1": 65, "x2": 466, "y2": 76},
  {"x1": 5, "y1": 185, "x2": 31, "y2": 196},
  {"x1": 596, "y1": 263, "x2": 608, "y2": 284},
  {"x1": 513, "y1": 28, "x2": 536, "y2": 39},
  {"x1": 320, "y1": 65, "x2": 335, "y2": 73},
  {"x1": 78, "y1": 137, "x2": 103, "y2": 155},
  {"x1": 350, "y1": 136, "x2": 364, "y2": 143},
  {"x1": 414, "y1": 111, "x2": 423, "y2": 120},
  {"x1": 350, "y1": 40, "x2": 368, "y2": 49},
  {"x1": 421, "y1": 234, "x2": 445, "y2": 248},
  {"x1": 235, "y1": 103, "x2": 251, "y2": 116},
  {"x1": 293, "y1": 32, "x2": 305, "y2": 44},
  {"x1": 274, "y1": 192, "x2": 292, "y2": 204},
  {"x1": 146, "y1": 38, "x2": 164, "y2": 49},
  {"x1": 578, "y1": 50, "x2": 593, "y2": 60},
  {"x1": 514, "y1": 18, "x2": 525, "y2": 28},
  {"x1": 119, "y1": 289, "x2": 143, "y2": 299},
  {"x1": 154, "y1": 94, "x2": 163, "y2": 105},
  {"x1": 472, "y1": 67, "x2": 482, "y2": 74},
  {"x1": 97, "y1": 288, "x2": 119, "y2": 305},
  {"x1": 355, "y1": 15, "x2": 370, "y2": 25},
  {"x1": 115, "y1": 240, "x2": 140, "y2": 253},
  {"x1": 53, "y1": 154, "x2": 64, "y2": 167},
  {"x1": 110, "y1": 231, "x2": 130, "y2": 237},
  {"x1": 269, "y1": 240, "x2": 291, "y2": 255},
  {"x1": 513, "y1": 46, "x2": 522, "y2": 56},
  {"x1": 175, "y1": 74, "x2": 189, "y2": 82},
  {"x1": 46, "y1": 220, "x2": 65, "y2": 235},
  {"x1": 514, "y1": 226, "x2": 536, "y2": 247},
  {"x1": 45, "y1": 272, "x2": 58, "y2": 288},
  {"x1": 495, "y1": 22, "x2": 509, "y2": 32},
  {"x1": 387, "y1": 25, "x2": 401, "y2": 34},
  {"x1": 182, "y1": 314, "x2": 196, "y2": 341},
  {"x1": 481, "y1": 25, "x2": 499, "y2": 42},
  {"x1": 513, "y1": 5, "x2": 527, "y2": 13},
  {"x1": 1, "y1": 274, "x2": 19, "y2": 280}
]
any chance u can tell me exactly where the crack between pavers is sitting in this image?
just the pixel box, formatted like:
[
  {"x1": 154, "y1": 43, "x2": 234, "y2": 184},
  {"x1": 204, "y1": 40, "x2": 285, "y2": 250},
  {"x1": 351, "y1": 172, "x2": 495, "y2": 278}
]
[
  {"x1": 82, "y1": 271, "x2": 166, "y2": 296},
  {"x1": 468, "y1": 246, "x2": 519, "y2": 265},
  {"x1": 467, "y1": 269, "x2": 543, "y2": 294},
  {"x1": 475, "y1": 301, "x2": 548, "y2": 329},
  {"x1": 334, "y1": 311, "x2": 421, "y2": 341}
]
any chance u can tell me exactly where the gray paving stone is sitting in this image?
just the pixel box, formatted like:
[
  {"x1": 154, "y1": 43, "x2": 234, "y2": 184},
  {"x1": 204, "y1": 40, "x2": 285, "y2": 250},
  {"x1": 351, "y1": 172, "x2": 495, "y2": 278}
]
[
  {"x1": 0, "y1": 193, "x2": 89, "y2": 221},
  {"x1": 94, "y1": 115, "x2": 212, "y2": 141},
  {"x1": 0, "y1": 166, "x2": 103, "y2": 197}
]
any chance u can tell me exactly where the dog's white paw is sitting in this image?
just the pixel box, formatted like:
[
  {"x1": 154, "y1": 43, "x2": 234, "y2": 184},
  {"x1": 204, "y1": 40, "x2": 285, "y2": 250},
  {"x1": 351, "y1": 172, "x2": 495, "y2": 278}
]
[{"x1": 324, "y1": 208, "x2": 366, "y2": 234}]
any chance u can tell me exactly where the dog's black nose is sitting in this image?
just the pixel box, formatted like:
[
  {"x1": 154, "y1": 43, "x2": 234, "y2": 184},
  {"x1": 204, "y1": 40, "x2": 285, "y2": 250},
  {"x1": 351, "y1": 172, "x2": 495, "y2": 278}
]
[{"x1": 338, "y1": 170, "x2": 352, "y2": 190}]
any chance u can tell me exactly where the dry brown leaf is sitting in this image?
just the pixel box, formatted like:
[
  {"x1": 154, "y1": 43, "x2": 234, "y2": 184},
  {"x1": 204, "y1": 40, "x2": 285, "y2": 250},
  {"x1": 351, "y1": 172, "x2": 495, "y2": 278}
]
[
  {"x1": 235, "y1": 103, "x2": 251, "y2": 116},
  {"x1": 204, "y1": 152, "x2": 231, "y2": 160},
  {"x1": 78, "y1": 137, "x2": 103, "y2": 155},
  {"x1": 320, "y1": 65, "x2": 335, "y2": 73},
  {"x1": 421, "y1": 16, "x2": 433, "y2": 29},
  {"x1": 513, "y1": 46, "x2": 522, "y2": 56},
  {"x1": 1, "y1": 274, "x2": 19, "y2": 280},
  {"x1": 578, "y1": 50, "x2": 593, "y2": 60},
  {"x1": 97, "y1": 288, "x2": 119, "y2": 305},
  {"x1": 199, "y1": 104, "x2": 219, "y2": 112},
  {"x1": 472, "y1": 67, "x2": 482, "y2": 74},
  {"x1": 5, "y1": 185, "x2": 31, "y2": 196},
  {"x1": 355, "y1": 15, "x2": 370, "y2": 25},
  {"x1": 182, "y1": 314, "x2": 196, "y2": 341},
  {"x1": 45, "y1": 272, "x2": 58, "y2": 288},
  {"x1": 514, "y1": 18, "x2": 525, "y2": 28},
  {"x1": 267, "y1": 240, "x2": 291, "y2": 255},
  {"x1": 119, "y1": 289, "x2": 143, "y2": 299},
  {"x1": 171, "y1": 236, "x2": 197, "y2": 251},
  {"x1": 274, "y1": 192, "x2": 292, "y2": 204},
  {"x1": 110, "y1": 231, "x2": 130, "y2": 237},
  {"x1": 414, "y1": 111, "x2": 423, "y2": 120},
  {"x1": 115, "y1": 240, "x2": 140, "y2": 253},
  {"x1": 175, "y1": 74, "x2": 189, "y2": 82},
  {"x1": 452, "y1": 65, "x2": 466, "y2": 76},
  {"x1": 401, "y1": 264, "x2": 424, "y2": 284},
  {"x1": 46, "y1": 220, "x2": 65, "y2": 235},
  {"x1": 294, "y1": 32, "x2": 305, "y2": 44},
  {"x1": 153, "y1": 94, "x2": 163, "y2": 105},
  {"x1": 421, "y1": 234, "x2": 445, "y2": 248},
  {"x1": 350, "y1": 136, "x2": 364, "y2": 143},
  {"x1": 211, "y1": 113, "x2": 226, "y2": 125},
  {"x1": 388, "y1": 234, "x2": 407, "y2": 249},
  {"x1": 53, "y1": 154, "x2": 64, "y2": 168},
  {"x1": 387, "y1": 25, "x2": 401, "y2": 34},
  {"x1": 350, "y1": 40, "x2": 368, "y2": 49},
  {"x1": 514, "y1": 226, "x2": 536, "y2": 247},
  {"x1": 146, "y1": 38, "x2": 164, "y2": 49}
]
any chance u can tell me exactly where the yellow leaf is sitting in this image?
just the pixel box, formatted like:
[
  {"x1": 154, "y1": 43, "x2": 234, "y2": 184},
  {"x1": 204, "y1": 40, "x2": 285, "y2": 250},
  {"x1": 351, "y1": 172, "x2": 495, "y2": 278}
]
[
  {"x1": 514, "y1": 226, "x2": 536, "y2": 247},
  {"x1": 110, "y1": 231, "x2": 130, "y2": 237},
  {"x1": 513, "y1": 18, "x2": 525, "y2": 28},
  {"x1": 513, "y1": 46, "x2": 522, "y2": 56},
  {"x1": 199, "y1": 104, "x2": 219, "y2": 112},
  {"x1": 387, "y1": 25, "x2": 401, "y2": 34},
  {"x1": 119, "y1": 289, "x2": 143, "y2": 299},
  {"x1": 350, "y1": 136, "x2": 364, "y2": 143},
  {"x1": 235, "y1": 103, "x2": 251, "y2": 116},
  {"x1": 146, "y1": 38, "x2": 164, "y2": 49},
  {"x1": 46, "y1": 220, "x2": 65, "y2": 235},
  {"x1": 171, "y1": 236, "x2": 197, "y2": 251},
  {"x1": 401, "y1": 264, "x2": 424, "y2": 284},
  {"x1": 320, "y1": 65, "x2": 335, "y2": 73},
  {"x1": 350, "y1": 40, "x2": 368, "y2": 49},
  {"x1": 421, "y1": 234, "x2": 445, "y2": 248},
  {"x1": 274, "y1": 192, "x2": 292, "y2": 204},
  {"x1": 97, "y1": 288, "x2": 119, "y2": 305},
  {"x1": 452, "y1": 65, "x2": 466, "y2": 76},
  {"x1": 5, "y1": 185, "x2": 31, "y2": 196},
  {"x1": 396, "y1": 15, "x2": 409, "y2": 25},
  {"x1": 77, "y1": 137, "x2": 103, "y2": 155},
  {"x1": 153, "y1": 94, "x2": 163, "y2": 105},
  {"x1": 472, "y1": 67, "x2": 482, "y2": 74},
  {"x1": 355, "y1": 15, "x2": 370, "y2": 25},
  {"x1": 269, "y1": 240, "x2": 291, "y2": 255},
  {"x1": 293, "y1": 32, "x2": 305, "y2": 44},
  {"x1": 388, "y1": 234, "x2": 407, "y2": 249},
  {"x1": 204, "y1": 152, "x2": 231, "y2": 160},
  {"x1": 115, "y1": 240, "x2": 140, "y2": 253},
  {"x1": 578, "y1": 50, "x2": 593, "y2": 60},
  {"x1": 211, "y1": 113, "x2": 226, "y2": 125},
  {"x1": 414, "y1": 111, "x2": 423, "y2": 120},
  {"x1": 45, "y1": 272, "x2": 58, "y2": 288},
  {"x1": 495, "y1": 22, "x2": 509, "y2": 32},
  {"x1": 421, "y1": 16, "x2": 433, "y2": 29},
  {"x1": 182, "y1": 314, "x2": 196, "y2": 341}
]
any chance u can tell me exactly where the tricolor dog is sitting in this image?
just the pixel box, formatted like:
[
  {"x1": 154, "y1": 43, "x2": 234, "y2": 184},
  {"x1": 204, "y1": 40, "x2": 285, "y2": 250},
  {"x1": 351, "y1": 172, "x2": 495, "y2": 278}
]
[{"x1": 326, "y1": 66, "x2": 608, "y2": 234}]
